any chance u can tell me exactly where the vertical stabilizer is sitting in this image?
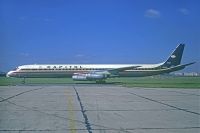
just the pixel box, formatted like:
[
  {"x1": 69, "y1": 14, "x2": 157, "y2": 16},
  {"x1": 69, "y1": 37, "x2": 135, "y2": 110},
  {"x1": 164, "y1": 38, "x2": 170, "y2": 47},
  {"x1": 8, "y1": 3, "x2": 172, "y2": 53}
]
[{"x1": 161, "y1": 44, "x2": 185, "y2": 68}]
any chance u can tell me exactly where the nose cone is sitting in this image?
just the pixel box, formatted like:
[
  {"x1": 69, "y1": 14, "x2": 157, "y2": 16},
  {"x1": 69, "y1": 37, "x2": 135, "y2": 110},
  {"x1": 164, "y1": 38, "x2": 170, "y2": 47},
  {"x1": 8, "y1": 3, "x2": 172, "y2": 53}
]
[{"x1": 6, "y1": 71, "x2": 14, "y2": 77}]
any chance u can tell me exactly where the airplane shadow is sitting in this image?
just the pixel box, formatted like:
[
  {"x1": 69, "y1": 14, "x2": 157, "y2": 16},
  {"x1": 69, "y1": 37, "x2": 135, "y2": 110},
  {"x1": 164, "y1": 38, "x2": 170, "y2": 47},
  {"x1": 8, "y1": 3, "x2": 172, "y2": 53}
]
[
  {"x1": 73, "y1": 81, "x2": 122, "y2": 85},
  {"x1": 17, "y1": 81, "x2": 123, "y2": 86}
]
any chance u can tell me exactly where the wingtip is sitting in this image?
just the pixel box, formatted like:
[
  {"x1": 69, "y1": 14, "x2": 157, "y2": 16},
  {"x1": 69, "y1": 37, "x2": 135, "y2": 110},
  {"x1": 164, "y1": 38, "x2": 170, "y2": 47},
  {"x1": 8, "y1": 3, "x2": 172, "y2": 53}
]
[
  {"x1": 190, "y1": 62, "x2": 196, "y2": 65},
  {"x1": 183, "y1": 62, "x2": 196, "y2": 66}
]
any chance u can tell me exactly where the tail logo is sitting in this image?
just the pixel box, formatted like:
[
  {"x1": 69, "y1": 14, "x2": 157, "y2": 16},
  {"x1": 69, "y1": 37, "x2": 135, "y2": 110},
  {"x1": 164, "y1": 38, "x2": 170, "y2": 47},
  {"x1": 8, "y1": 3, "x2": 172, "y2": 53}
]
[{"x1": 171, "y1": 55, "x2": 176, "y2": 58}]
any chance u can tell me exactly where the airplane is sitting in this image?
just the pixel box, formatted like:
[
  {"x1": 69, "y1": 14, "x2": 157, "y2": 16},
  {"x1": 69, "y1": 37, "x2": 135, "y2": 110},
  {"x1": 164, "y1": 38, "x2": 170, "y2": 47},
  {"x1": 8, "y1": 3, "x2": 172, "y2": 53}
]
[{"x1": 7, "y1": 44, "x2": 195, "y2": 83}]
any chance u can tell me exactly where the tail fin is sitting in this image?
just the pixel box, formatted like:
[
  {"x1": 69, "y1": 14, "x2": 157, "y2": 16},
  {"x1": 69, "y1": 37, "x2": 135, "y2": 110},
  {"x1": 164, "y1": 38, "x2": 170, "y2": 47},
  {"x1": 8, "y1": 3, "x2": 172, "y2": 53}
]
[{"x1": 161, "y1": 44, "x2": 185, "y2": 68}]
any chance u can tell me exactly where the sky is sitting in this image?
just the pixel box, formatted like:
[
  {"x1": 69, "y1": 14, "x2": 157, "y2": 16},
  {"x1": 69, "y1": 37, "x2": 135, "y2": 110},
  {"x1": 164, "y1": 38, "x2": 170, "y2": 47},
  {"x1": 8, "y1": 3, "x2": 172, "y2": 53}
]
[{"x1": 0, "y1": 0, "x2": 199, "y2": 72}]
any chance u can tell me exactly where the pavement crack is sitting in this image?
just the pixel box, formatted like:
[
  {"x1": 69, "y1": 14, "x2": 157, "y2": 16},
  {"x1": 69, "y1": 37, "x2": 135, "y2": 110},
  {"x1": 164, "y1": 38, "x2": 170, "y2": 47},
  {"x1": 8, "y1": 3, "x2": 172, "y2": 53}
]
[
  {"x1": 128, "y1": 92, "x2": 200, "y2": 116},
  {"x1": 0, "y1": 87, "x2": 44, "y2": 103},
  {"x1": 73, "y1": 86, "x2": 93, "y2": 133}
]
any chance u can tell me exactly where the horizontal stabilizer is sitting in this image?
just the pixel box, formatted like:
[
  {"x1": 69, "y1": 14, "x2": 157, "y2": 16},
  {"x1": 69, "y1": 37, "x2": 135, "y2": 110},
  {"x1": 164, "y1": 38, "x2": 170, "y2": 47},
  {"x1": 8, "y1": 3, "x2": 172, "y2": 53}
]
[
  {"x1": 180, "y1": 62, "x2": 196, "y2": 67},
  {"x1": 162, "y1": 62, "x2": 196, "y2": 73}
]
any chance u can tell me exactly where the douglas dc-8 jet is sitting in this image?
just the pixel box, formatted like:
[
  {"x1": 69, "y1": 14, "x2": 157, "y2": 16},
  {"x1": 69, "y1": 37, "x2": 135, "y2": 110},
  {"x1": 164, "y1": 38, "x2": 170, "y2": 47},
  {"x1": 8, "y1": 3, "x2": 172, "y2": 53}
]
[{"x1": 7, "y1": 44, "x2": 195, "y2": 83}]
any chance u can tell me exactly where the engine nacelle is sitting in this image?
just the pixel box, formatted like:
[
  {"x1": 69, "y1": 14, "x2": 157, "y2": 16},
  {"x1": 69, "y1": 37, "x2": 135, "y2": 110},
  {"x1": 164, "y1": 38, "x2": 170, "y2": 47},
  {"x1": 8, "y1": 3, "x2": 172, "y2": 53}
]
[
  {"x1": 72, "y1": 73, "x2": 106, "y2": 81},
  {"x1": 72, "y1": 74, "x2": 87, "y2": 81}
]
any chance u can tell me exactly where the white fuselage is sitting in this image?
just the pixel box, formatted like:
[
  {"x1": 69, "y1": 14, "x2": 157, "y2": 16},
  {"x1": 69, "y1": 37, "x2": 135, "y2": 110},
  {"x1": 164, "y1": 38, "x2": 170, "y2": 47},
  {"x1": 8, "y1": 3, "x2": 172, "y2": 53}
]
[{"x1": 7, "y1": 63, "x2": 165, "y2": 78}]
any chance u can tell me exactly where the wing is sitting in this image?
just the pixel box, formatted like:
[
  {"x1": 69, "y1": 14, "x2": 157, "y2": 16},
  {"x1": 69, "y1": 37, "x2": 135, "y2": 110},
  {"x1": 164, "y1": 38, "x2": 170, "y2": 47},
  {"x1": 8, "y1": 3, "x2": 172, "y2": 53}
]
[
  {"x1": 108, "y1": 66, "x2": 141, "y2": 74},
  {"x1": 72, "y1": 65, "x2": 141, "y2": 81}
]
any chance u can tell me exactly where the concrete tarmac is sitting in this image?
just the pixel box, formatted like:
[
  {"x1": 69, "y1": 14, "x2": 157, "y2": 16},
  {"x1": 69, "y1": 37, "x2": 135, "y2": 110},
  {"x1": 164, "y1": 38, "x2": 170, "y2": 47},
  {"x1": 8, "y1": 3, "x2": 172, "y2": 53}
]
[{"x1": 0, "y1": 85, "x2": 199, "y2": 133}]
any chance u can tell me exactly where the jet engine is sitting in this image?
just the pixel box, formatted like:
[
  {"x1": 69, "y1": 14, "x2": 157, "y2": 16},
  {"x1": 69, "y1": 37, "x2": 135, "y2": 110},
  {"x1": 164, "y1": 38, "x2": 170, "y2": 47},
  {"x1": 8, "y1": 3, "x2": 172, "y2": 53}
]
[{"x1": 72, "y1": 73, "x2": 106, "y2": 81}]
